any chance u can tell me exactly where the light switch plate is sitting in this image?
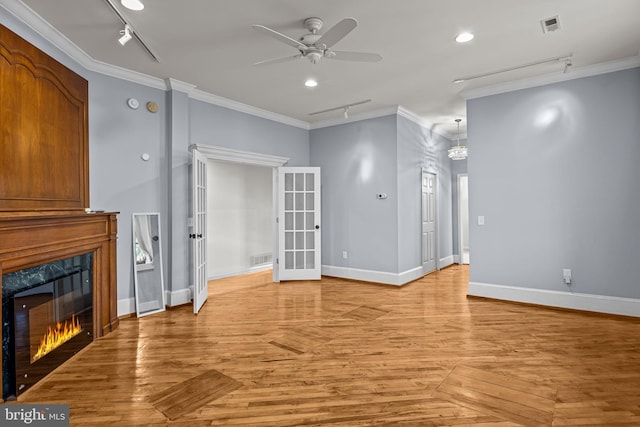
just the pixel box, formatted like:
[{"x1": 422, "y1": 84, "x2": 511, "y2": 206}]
[{"x1": 478, "y1": 216, "x2": 485, "y2": 226}]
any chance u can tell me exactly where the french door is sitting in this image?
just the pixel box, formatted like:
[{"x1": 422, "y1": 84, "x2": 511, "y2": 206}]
[
  {"x1": 278, "y1": 167, "x2": 321, "y2": 281},
  {"x1": 192, "y1": 148, "x2": 208, "y2": 313}
]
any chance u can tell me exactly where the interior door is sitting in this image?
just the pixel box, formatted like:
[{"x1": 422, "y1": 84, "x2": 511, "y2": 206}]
[
  {"x1": 192, "y1": 148, "x2": 208, "y2": 313},
  {"x1": 422, "y1": 170, "x2": 437, "y2": 274},
  {"x1": 278, "y1": 167, "x2": 321, "y2": 281}
]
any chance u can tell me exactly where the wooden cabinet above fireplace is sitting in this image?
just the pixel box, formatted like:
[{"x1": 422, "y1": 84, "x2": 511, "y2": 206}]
[{"x1": 1, "y1": 23, "x2": 89, "y2": 211}]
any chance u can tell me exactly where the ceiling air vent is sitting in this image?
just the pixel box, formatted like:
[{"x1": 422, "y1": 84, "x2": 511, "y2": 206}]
[{"x1": 541, "y1": 15, "x2": 561, "y2": 33}]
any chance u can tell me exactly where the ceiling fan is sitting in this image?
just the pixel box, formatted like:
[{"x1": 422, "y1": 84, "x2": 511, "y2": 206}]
[{"x1": 252, "y1": 17, "x2": 382, "y2": 66}]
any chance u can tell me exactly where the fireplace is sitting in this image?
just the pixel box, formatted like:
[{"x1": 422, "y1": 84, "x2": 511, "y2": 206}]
[{"x1": 2, "y1": 254, "x2": 94, "y2": 399}]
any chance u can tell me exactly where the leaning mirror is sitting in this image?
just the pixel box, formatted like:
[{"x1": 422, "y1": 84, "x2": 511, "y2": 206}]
[{"x1": 132, "y1": 213, "x2": 166, "y2": 317}]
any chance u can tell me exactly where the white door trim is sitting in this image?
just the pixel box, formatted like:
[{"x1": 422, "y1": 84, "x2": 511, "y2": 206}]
[
  {"x1": 190, "y1": 144, "x2": 289, "y2": 167},
  {"x1": 457, "y1": 173, "x2": 469, "y2": 265},
  {"x1": 189, "y1": 144, "x2": 289, "y2": 283}
]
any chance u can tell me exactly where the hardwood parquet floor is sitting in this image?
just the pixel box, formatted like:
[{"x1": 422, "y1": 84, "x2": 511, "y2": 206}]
[{"x1": 16, "y1": 265, "x2": 640, "y2": 426}]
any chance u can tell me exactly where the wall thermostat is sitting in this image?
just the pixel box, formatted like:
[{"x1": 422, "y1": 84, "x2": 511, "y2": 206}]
[{"x1": 127, "y1": 98, "x2": 139, "y2": 109}]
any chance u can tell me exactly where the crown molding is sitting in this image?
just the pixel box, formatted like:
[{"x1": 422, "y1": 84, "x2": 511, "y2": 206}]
[
  {"x1": 1, "y1": 0, "x2": 168, "y2": 90},
  {"x1": 461, "y1": 55, "x2": 640, "y2": 100},
  {"x1": 1, "y1": 0, "x2": 309, "y2": 128},
  {"x1": 397, "y1": 107, "x2": 462, "y2": 140},
  {"x1": 190, "y1": 89, "x2": 309, "y2": 130},
  {"x1": 165, "y1": 78, "x2": 197, "y2": 94}
]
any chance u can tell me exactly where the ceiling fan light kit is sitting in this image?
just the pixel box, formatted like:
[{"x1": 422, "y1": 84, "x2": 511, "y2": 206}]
[
  {"x1": 121, "y1": 0, "x2": 144, "y2": 11},
  {"x1": 252, "y1": 17, "x2": 382, "y2": 66}
]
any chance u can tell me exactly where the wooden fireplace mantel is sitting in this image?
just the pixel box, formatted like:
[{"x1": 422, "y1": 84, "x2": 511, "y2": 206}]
[{"x1": 0, "y1": 210, "x2": 119, "y2": 402}]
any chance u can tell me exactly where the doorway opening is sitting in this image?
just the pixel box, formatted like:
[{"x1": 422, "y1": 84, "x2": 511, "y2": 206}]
[
  {"x1": 207, "y1": 160, "x2": 273, "y2": 280},
  {"x1": 457, "y1": 174, "x2": 469, "y2": 264},
  {"x1": 189, "y1": 144, "x2": 289, "y2": 293}
]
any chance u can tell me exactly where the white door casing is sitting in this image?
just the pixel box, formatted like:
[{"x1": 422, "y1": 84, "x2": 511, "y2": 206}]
[
  {"x1": 192, "y1": 148, "x2": 208, "y2": 314},
  {"x1": 422, "y1": 169, "x2": 437, "y2": 274},
  {"x1": 278, "y1": 167, "x2": 321, "y2": 281},
  {"x1": 457, "y1": 174, "x2": 470, "y2": 265}
]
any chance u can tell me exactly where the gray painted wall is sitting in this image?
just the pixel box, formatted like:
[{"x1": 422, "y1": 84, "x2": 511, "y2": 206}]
[
  {"x1": 310, "y1": 115, "x2": 455, "y2": 277},
  {"x1": 90, "y1": 74, "x2": 168, "y2": 303},
  {"x1": 397, "y1": 116, "x2": 454, "y2": 271},
  {"x1": 467, "y1": 67, "x2": 640, "y2": 299},
  {"x1": 190, "y1": 100, "x2": 309, "y2": 166},
  {"x1": 310, "y1": 115, "x2": 400, "y2": 273}
]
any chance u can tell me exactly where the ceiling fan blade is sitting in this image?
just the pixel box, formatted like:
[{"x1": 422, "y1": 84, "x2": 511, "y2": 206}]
[
  {"x1": 316, "y1": 18, "x2": 357, "y2": 48},
  {"x1": 252, "y1": 24, "x2": 307, "y2": 50},
  {"x1": 329, "y1": 51, "x2": 383, "y2": 62},
  {"x1": 253, "y1": 54, "x2": 302, "y2": 66}
]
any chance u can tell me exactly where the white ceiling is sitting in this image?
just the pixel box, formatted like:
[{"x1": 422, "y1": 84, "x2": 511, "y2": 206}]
[{"x1": 12, "y1": 0, "x2": 640, "y2": 137}]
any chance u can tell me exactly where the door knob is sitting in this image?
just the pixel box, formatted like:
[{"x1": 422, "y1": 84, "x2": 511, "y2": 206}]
[{"x1": 315, "y1": 225, "x2": 320, "y2": 230}]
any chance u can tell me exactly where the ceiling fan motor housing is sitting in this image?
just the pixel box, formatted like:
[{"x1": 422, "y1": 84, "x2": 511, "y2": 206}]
[{"x1": 303, "y1": 17, "x2": 324, "y2": 33}]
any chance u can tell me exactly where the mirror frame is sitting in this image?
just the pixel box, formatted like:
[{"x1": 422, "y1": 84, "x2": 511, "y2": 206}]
[{"x1": 132, "y1": 212, "x2": 166, "y2": 317}]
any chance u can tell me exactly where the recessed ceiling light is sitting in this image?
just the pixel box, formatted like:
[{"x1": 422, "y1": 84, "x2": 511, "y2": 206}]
[
  {"x1": 455, "y1": 32, "x2": 474, "y2": 43},
  {"x1": 121, "y1": 0, "x2": 144, "y2": 11},
  {"x1": 304, "y1": 79, "x2": 318, "y2": 88}
]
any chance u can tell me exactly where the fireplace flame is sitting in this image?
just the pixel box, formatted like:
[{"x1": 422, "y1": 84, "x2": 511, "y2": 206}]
[{"x1": 32, "y1": 314, "x2": 82, "y2": 363}]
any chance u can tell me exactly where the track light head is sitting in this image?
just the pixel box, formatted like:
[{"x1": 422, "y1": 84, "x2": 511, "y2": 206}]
[
  {"x1": 343, "y1": 107, "x2": 349, "y2": 119},
  {"x1": 118, "y1": 24, "x2": 132, "y2": 46}
]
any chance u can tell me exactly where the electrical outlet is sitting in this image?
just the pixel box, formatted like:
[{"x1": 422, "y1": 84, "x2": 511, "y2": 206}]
[
  {"x1": 563, "y1": 268, "x2": 572, "y2": 285},
  {"x1": 342, "y1": 251, "x2": 348, "y2": 259}
]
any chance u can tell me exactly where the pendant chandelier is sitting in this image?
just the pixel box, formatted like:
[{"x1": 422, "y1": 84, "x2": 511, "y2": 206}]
[{"x1": 448, "y1": 118, "x2": 468, "y2": 160}]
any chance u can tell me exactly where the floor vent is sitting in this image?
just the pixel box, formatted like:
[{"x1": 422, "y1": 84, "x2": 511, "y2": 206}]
[
  {"x1": 251, "y1": 253, "x2": 272, "y2": 266},
  {"x1": 541, "y1": 15, "x2": 561, "y2": 33}
]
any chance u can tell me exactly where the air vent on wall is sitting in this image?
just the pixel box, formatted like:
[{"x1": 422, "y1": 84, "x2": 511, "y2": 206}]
[{"x1": 541, "y1": 15, "x2": 561, "y2": 33}]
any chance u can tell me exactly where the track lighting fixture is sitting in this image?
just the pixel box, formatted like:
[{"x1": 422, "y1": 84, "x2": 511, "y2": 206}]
[
  {"x1": 453, "y1": 54, "x2": 573, "y2": 83},
  {"x1": 104, "y1": 0, "x2": 159, "y2": 61},
  {"x1": 121, "y1": 0, "x2": 144, "y2": 11},
  {"x1": 309, "y1": 99, "x2": 372, "y2": 118},
  {"x1": 118, "y1": 24, "x2": 132, "y2": 46}
]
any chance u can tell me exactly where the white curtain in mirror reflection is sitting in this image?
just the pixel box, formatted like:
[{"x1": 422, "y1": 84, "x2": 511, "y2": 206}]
[{"x1": 134, "y1": 215, "x2": 154, "y2": 269}]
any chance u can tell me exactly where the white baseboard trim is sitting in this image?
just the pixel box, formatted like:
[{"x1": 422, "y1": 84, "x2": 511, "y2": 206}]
[
  {"x1": 208, "y1": 264, "x2": 272, "y2": 281},
  {"x1": 322, "y1": 265, "x2": 423, "y2": 286},
  {"x1": 453, "y1": 255, "x2": 460, "y2": 264},
  {"x1": 118, "y1": 287, "x2": 193, "y2": 316},
  {"x1": 117, "y1": 298, "x2": 135, "y2": 317},
  {"x1": 439, "y1": 255, "x2": 455, "y2": 269},
  {"x1": 166, "y1": 287, "x2": 192, "y2": 307},
  {"x1": 468, "y1": 282, "x2": 640, "y2": 317}
]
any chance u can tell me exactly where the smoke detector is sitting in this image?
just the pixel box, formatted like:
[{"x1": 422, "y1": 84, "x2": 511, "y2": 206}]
[{"x1": 541, "y1": 16, "x2": 561, "y2": 33}]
